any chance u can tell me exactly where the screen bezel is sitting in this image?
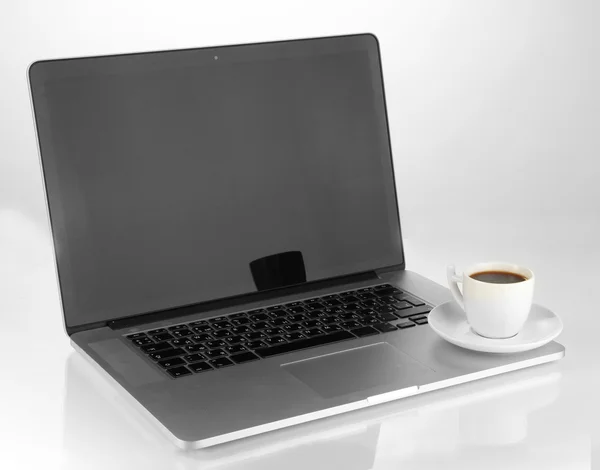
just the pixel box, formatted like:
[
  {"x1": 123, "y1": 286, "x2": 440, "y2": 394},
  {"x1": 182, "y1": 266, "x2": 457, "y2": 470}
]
[{"x1": 28, "y1": 33, "x2": 406, "y2": 334}]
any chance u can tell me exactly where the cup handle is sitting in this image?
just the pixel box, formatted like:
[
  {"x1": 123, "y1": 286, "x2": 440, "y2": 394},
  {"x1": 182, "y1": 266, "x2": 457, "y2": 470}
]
[{"x1": 446, "y1": 265, "x2": 464, "y2": 310}]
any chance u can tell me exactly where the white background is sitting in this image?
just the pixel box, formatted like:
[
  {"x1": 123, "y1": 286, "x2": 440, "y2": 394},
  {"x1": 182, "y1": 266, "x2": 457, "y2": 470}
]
[{"x1": 1, "y1": 0, "x2": 599, "y2": 468}]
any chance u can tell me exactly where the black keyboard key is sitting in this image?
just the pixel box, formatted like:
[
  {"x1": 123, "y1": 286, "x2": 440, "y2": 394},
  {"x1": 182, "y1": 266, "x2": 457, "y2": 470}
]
[
  {"x1": 322, "y1": 294, "x2": 340, "y2": 300},
  {"x1": 282, "y1": 323, "x2": 303, "y2": 332},
  {"x1": 288, "y1": 301, "x2": 304, "y2": 307},
  {"x1": 323, "y1": 299, "x2": 342, "y2": 307},
  {"x1": 357, "y1": 287, "x2": 374, "y2": 293},
  {"x1": 375, "y1": 305, "x2": 395, "y2": 314},
  {"x1": 301, "y1": 320, "x2": 322, "y2": 328},
  {"x1": 192, "y1": 325, "x2": 213, "y2": 334},
  {"x1": 304, "y1": 311, "x2": 321, "y2": 319},
  {"x1": 413, "y1": 317, "x2": 429, "y2": 325},
  {"x1": 231, "y1": 325, "x2": 252, "y2": 335},
  {"x1": 206, "y1": 340, "x2": 227, "y2": 349},
  {"x1": 183, "y1": 353, "x2": 206, "y2": 363},
  {"x1": 304, "y1": 298, "x2": 320, "y2": 304},
  {"x1": 171, "y1": 338, "x2": 194, "y2": 347},
  {"x1": 352, "y1": 326, "x2": 379, "y2": 337},
  {"x1": 167, "y1": 366, "x2": 192, "y2": 378},
  {"x1": 267, "y1": 310, "x2": 288, "y2": 319},
  {"x1": 149, "y1": 348, "x2": 185, "y2": 361},
  {"x1": 152, "y1": 333, "x2": 174, "y2": 341},
  {"x1": 321, "y1": 325, "x2": 343, "y2": 334},
  {"x1": 249, "y1": 313, "x2": 269, "y2": 322},
  {"x1": 212, "y1": 321, "x2": 232, "y2": 330},
  {"x1": 373, "y1": 323, "x2": 398, "y2": 333},
  {"x1": 377, "y1": 296, "x2": 397, "y2": 305},
  {"x1": 158, "y1": 357, "x2": 186, "y2": 369},
  {"x1": 168, "y1": 324, "x2": 188, "y2": 331},
  {"x1": 248, "y1": 308, "x2": 268, "y2": 315},
  {"x1": 229, "y1": 312, "x2": 247, "y2": 319},
  {"x1": 245, "y1": 331, "x2": 267, "y2": 341},
  {"x1": 252, "y1": 321, "x2": 272, "y2": 330},
  {"x1": 141, "y1": 342, "x2": 171, "y2": 354},
  {"x1": 172, "y1": 329, "x2": 193, "y2": 338},
  {"x1": 373, "y1": 284, "x2": 392, "y2": 290},
  {"x1": 288, "y1": 306, "x2": 306, "y2": 314},
  {"x1": 231, "y1": 317, "x2": 251, "y2": 326},
  {"x1": 356, "y1": 293, "x2": 376, "y2": 300},
  {"x1": 357, "y1": 308, "x2": 377, "y2": 316},
  {"x1": 374, "y1": 287, "x2": 402, "y2": 297},
  {"x1": 397, "y1": 321, "x2": 416, "y2": 329},
  {"x1": 209, "y1": 316, "x2": 228, "y2": 323},
  {"x1": 339, "y1": 312, "x2": 360, "y2": 321},
  {"x1": 343, "y1": 295, "x2": 360, "y2": 303},
  {"x1": 322, "y1": 315, "x2": 341, "y2": 325},
  {"x1": 189, "y1": 320, "x2": 209, "y2": 326},
  {"x1": 256, "y1": 331, "x2": 356, "y2": 358},
  {"x1": 271, "y1": 318, "x2": 289, "y2": 326},
  {"x1": 127, "y1": 333, "x2": 147, "y2": 339},
  {"x1": 288, "y1": 314, "x2": 306, "y2": 323},
  {"x1": 396, "y1": 306, "x2": 431, "y2": 318},
  {"x1": 205, "y1": 349, "x2": 227, "y2": 359},
  {"x1": 342, "y1": 303, "x2": 360, "y2": 311},
  {"x1": 378, "y1": 312, "x2": 399, "y2": 322},
  {"x1": 131, "y1": 337, "x2": 153, "y2": 346},
  {"x1": 360, "y1": 299, "x2": 379, "y2": 308},
  {"x1": 247, "y1": 340, "x2": 268, "y2": 349},
  {"x1": 263, "y1": 328, "x2": 285, "y2": 337},
  {"x1": 186, "y1": 344, "x2": 208, "y2": 353},
  {"x1": 188, "y1": 361, "x2": 213, "y2": 373},
  {"x1": 225, "y1": 344, "x2": 248, "y2": 355},
  {"x1": 209, "y1": 357, "x2": 234, "y2": 369},
  {"x1": 409, "y1": 314, "x2": 427, "y2": 320},
  {"x1": 212, "y1": 329, "x2": 231, "y2": 338},
  {"x1": 301, "y1": 328, "x2": 325, "y2": 338},
  {"x1": 267, "y1": 305, "x2": 285, "y2": 311},
  {"x1": 147, "y1": 328, "x2": 167, "y2": 335},
  {"x1": 360, "y1": 317, "x2": 382, "y2": 325},
  {"x1": 230, "y1": 352, "x2": 260, "y2": 364},
  {"x1": 191, "y1": 333, "x2": 213, "y2": 343},
  {"x1": 224, "y1": 335, "x2": 246, "y2": 345},
  {"x1": 305, "y1": 303, "x2": 324, "y2": 311},
  {"x1": 283, "y1": 332, "x2": 306, "y2": 342},
  {"x1": 395, "y1": 294, "x2": 425, "y2": 306},
  {"x1": 392, "y1": 300, "x2": 413, "y2": 311},
  {"x1": 263, "y1": 336, "x2": 287, "y2": 346},
  {"x1": 341, "y1": 320, "x2": 362, "y2": 330}
]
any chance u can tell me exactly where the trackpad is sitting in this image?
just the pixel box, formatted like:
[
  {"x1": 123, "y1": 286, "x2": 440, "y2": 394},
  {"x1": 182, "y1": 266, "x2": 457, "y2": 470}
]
[{"x1": 282, "y1": 343, "x2": 432, "y2": 399}]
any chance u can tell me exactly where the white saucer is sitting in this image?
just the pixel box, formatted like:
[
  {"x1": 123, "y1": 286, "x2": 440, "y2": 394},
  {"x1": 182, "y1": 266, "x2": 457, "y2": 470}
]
[{"x1": 428, "y1": 301, "x2": 563, "y2": 354}]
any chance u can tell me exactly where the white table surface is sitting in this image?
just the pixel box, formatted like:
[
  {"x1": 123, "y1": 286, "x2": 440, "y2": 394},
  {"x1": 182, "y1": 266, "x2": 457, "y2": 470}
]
[{"x1": 1, "y1": 212, "x2": 598, "y2": 469}]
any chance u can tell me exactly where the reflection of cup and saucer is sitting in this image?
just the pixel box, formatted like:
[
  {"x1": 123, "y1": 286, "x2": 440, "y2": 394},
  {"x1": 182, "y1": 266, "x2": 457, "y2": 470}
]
[{"x1": 428, "y1": 262, "x2": 563, "y2": 353}]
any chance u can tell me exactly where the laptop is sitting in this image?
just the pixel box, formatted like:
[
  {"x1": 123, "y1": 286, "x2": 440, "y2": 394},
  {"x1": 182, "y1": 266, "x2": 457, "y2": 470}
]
[{"x1": 28, "y1": 33, "x2": 564, "y2": 449}]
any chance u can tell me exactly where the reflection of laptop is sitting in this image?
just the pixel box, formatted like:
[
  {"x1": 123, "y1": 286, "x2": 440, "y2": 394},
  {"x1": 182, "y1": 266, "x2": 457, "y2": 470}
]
[{"x1": 29, "y1": 33, "x2": 564, "y2": 449}]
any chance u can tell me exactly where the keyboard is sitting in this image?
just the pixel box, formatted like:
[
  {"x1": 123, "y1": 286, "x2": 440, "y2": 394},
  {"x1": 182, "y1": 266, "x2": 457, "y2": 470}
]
[{"x1": 125, "y1": 284, "x2": 432, "y2": 378}]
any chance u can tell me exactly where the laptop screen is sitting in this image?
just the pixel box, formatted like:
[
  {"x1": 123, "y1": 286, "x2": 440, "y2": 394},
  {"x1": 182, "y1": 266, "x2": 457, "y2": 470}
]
[{"x1": 30, "y1": 34, "x2": 404, "y2": 329}]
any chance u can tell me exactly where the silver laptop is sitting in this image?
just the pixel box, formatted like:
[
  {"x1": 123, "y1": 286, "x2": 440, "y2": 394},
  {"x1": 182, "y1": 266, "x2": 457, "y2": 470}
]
[{"x1": 28, "y1": 33, "x2": 564, "y2": 449}]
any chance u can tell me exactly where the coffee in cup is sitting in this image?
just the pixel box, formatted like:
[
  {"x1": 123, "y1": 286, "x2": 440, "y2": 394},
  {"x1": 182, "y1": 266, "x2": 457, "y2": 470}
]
[{"x1": 447, "y1": 262, "x2": 534, "y2": 339}]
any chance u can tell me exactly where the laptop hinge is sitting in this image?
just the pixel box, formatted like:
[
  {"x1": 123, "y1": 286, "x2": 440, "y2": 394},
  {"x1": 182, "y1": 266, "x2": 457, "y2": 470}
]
[
  {"x1": 107, "y1": 270, "x2": 380, "y2": 331},
  {"x1": 375, "y1": 263, "x2": 405, "y2": 275}
]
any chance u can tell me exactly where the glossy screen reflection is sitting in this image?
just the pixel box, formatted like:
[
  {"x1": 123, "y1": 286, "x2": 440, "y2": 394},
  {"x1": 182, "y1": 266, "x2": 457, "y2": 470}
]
[{"x1": 30, "y1": 38, "x2": 403, "y2": 328}]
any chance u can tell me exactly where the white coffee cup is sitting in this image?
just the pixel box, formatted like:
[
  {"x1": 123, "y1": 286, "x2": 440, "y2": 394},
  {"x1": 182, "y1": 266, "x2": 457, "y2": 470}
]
[{"x1": 446, "y1": 262, "x2": 535, "y2": 339}]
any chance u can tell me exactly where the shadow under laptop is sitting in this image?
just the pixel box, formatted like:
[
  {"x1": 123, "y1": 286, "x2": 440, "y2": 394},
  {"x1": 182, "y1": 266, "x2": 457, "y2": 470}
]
[{"x1": 62, "y1": 352, "x2": 586, "y2": 470}]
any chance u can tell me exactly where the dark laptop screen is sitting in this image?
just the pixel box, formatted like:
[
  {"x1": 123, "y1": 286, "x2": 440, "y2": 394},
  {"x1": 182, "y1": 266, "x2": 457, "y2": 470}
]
[{"x1": 30, "y1": 35, "x2": 403, "y2": 328}]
